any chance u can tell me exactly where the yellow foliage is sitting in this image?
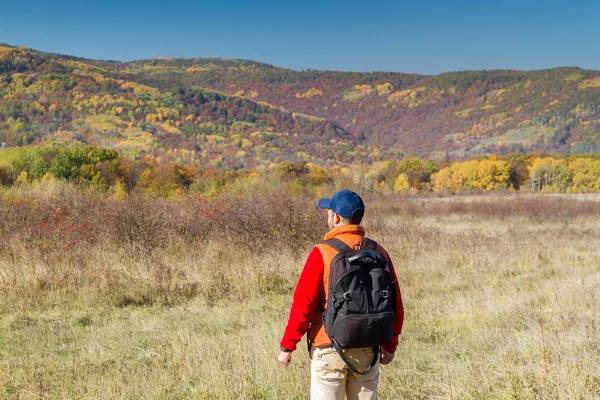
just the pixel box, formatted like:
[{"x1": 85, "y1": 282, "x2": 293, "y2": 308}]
[
  {"x1": 393, "y1": 173, "x2": 409, "y2": 193},
  {"x1": 387, "y1": 91, "x2": 408, "y2": 102},
  {"x1": 241, "y1": 139, "x2": 253, "y2": 149},
  {"x1": 33, "y1": 102, "x2": 46, "y2": 113},
  {"x1": 185, "y1": 66, "x2": 208, "y2": 72},
  {"x1": 16, "y1": 171, "x2": 29, "y2": 184},
  {"x1": 306, "y1": 164, "x2": 331, "y2": 186},
  {"x1": 161, "y1": 123, "x2": 180, "y2": 134},
  {"x1": 387, "y1": 88, "x2": 425, "y2": 108},
  {"x1": 375, "y1": 83, "x2": 394, "y2": 96},
  {"x1": 455, "y1": 109, "x2": 474, "y2": 118},
  {"x1": 354, "y1": 85, "x2": 373, "y2": 94},
  {"x1": 206, "y1": 135, "x2": 225, "y2": 144},
  {"x1": 564, "y1": 74, "x2": 584, "y2": 83},
  {"x1": 432, "y1": 159, "x2": 510, "y2": 192},
  {"x1": 476, "y1": 160, "x2": 511, "y2": 190},
  {"x1": 548, "y1": 100, "x2": 560, "y2": 106},
  {"x1": 119, "y1": 128, "x2": 156, "y2": 151},
  {"x1": 257, "y1": 101, "x2": 277, "y2": 109},
  {"x1": 431, "y1": 168, "x2": 453, "y2": 192},
  {"x1": 113, "y1": 179, "x2": 128, "y2": 200},
  {"x1": 578, "y1": 77, "x2": 600, "y2": 90},
  {"x1": 120, "y1": 82, "x2": 159, "y2": 94},
  {"x1": 146, "y1": 113, "x2": 160, "y2": 123},
  {"x1": 342, "y1": 85, "x2": 372, "y2": 102},
  {"x1": 137, "y1": 169, "x2": 153, "y2": 188},
  {"x1": 292, "y1": 113, "x2": 325, "y2": 122},
  {"x1": 528, "y1": 158, "x2": 572, "y2": 192},
  {"x1": 569, "y1": 158, "x2": 600, "y2": 191},
  {"x1": 41, "y1": 173, "x2": 57, "y2": 184},
  {"x1": 296, "y1": 88, "x2": 323, "y2": 99},
  {"x1": 91, "y1": 74, "x2": 106, "y2": 84}
]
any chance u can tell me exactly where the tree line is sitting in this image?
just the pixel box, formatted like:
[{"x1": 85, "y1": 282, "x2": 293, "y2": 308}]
[{"x1": 2, "y1": 146, "x2": 600, "y2": 196}]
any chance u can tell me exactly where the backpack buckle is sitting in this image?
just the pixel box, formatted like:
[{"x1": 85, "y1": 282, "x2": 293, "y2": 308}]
[
  {"x1": 343, "y1": 292, "x2": 352, "y2": 301},
  {"x1": 382, "y1": 290, "x2": 390, "y2": 299}
]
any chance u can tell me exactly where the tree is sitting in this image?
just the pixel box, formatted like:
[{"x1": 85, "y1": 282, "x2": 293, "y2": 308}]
[
  {"x1": 528, "y1": 158, "x2": 572, "y2": 192},
  {"x1": 393, "y1": 173, "x2": 409, "y2": 193},
  {"x1": 569, "y1": 158, "x2": 600, "y2": 192}
]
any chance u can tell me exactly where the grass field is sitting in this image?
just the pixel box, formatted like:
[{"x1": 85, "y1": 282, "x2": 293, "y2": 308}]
[{"x1": 1, "y1": 190, "x2": 600, "y2": 399}]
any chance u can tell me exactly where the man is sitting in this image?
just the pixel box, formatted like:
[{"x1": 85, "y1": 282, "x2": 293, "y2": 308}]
[{"x1": 278, "y1": 190, "x2": 404, "y2": 399}]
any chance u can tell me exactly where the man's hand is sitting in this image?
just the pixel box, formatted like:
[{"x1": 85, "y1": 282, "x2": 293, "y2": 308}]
[
  {"x1": 380, "y1": 348, "x2": 394, "y2": 365},
  {"x1": 278, "y1": 350, "x2": 293, "y2": 366}
]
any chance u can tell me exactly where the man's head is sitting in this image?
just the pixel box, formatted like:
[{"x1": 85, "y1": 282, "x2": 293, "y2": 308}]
[{"x1": 318, "y1": 190, "x2": 365, "y2": 229}]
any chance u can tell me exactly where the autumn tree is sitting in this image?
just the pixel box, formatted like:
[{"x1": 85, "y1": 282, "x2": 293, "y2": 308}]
[
  {"x1": 528, "y1": 158, "x2": 572, "y2": 192},
  {"x1": 568, "y1": 158, "x2": 600, "y2": 192},
  {"x1": 432, "y1": 159, "x2": 511, "y2": 193}
]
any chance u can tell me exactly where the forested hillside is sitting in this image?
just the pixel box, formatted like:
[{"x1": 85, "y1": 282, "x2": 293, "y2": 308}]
[
  {"x1": 0, "y1": 44, "x2": 395, "y2": 168},
  {"x1": 118, "y1": 57, "x2": 600, "y2": 157},
  {"x1": 2, "y1": 43, "x2": 600, "y2": 168}
]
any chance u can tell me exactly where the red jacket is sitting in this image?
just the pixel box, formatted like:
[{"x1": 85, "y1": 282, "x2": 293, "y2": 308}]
[{"x1": 281, "y1": 224, "x2": 404, "y2": 353}]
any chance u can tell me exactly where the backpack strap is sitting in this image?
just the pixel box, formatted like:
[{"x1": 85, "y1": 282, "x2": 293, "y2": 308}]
[
  {"x1": 319, "y1": 238, "x2": 354, "y2": 253},
  {"x1": 361, "y1": 238, "x2": 378, "y2": 251},
  {"x1": 331, "y1": 339, "x2": 380, "y2": 376},
  {"x1": 320, "y1": 237, "x2": 378, "y2": 253}
]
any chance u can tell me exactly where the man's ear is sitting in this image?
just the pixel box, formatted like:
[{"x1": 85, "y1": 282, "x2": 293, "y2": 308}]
[{"x1": 333, "y1": 212, "x2": 341, "y2": 226}]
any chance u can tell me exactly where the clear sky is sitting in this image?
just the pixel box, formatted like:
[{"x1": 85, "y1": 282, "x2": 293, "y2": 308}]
[{"x1": 1, "y1": 0, "x2": 599, "y2": 75}]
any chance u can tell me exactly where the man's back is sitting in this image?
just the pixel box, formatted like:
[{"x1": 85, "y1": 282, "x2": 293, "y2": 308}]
[{"x1": 278, "y1": 190, "x2": 404, "y2": 399}]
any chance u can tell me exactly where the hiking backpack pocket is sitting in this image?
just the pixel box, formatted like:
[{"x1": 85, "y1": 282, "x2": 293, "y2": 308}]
[{"x1": 330, "y1": 311, "x2": 395, "y2": 348}]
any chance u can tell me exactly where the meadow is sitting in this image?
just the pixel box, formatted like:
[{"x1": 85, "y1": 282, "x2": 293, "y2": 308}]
[{"x1": 1, "y1": 182, "x2": 599, "y2": 399}]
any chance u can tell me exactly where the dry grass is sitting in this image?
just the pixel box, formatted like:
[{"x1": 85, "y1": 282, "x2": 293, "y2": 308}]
[{"x1": 1, "y1": 189, "x2": 599, "y2": 399}]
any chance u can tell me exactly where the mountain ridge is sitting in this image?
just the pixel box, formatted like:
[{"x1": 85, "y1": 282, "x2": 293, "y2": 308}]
[{"x1": 3, "y1": 42, "x2": 599, "y2": 76}]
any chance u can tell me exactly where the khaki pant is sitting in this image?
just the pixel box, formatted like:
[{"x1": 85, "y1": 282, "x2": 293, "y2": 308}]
[{"x1": 310, "y1": 346, "x2": 379, "y2": 400}]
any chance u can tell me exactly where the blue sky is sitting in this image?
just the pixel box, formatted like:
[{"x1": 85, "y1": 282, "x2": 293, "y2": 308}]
[{"x1": 1, "y1": 0, "x2": 599, "y2": 74}]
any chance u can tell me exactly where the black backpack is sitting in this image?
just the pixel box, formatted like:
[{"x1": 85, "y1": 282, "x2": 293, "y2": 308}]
[{"x1": 321, "y1": 237, "x2": 396, "y2": 375}]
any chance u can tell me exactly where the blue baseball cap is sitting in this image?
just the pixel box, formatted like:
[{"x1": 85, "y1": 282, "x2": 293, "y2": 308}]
[{"x1": 318, "y1": 190, "x2": 365, "y2": 220}]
